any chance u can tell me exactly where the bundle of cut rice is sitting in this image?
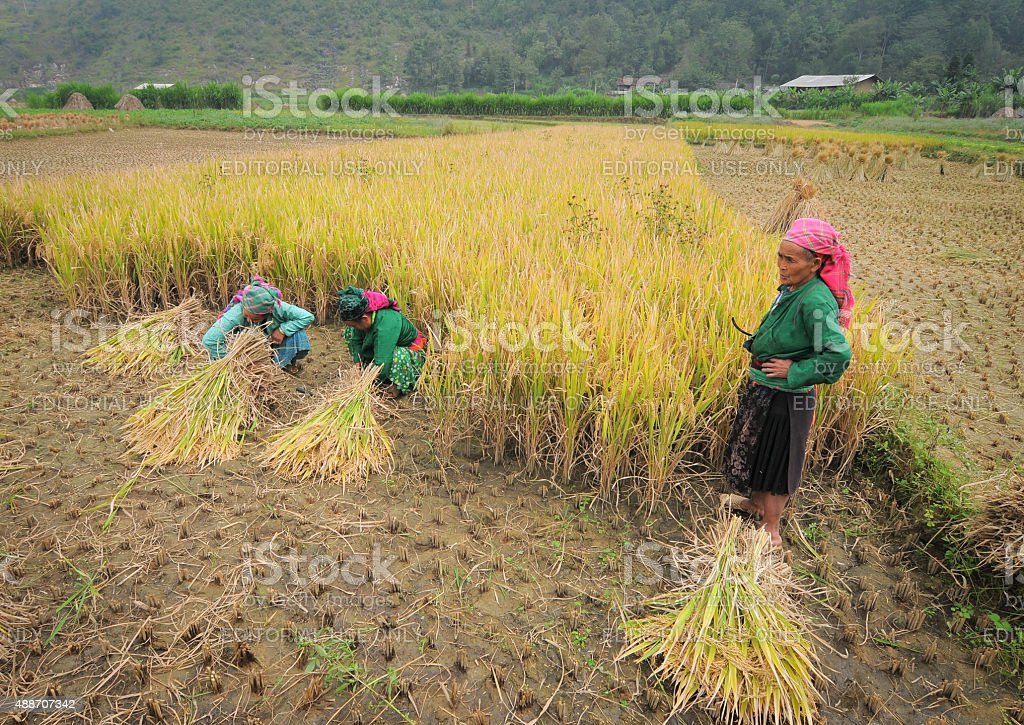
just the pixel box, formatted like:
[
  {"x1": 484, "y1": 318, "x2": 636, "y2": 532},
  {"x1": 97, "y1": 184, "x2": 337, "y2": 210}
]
[
  {"x1": 85, "y1": 298, "x2": 210, "y2": 379},
  {"x1": 260, "y1": 366, "x2": 393, "y2": 487},
  {"x1": 764, "y1": 176, "x2": 821, "y2": 235},
  {"x1": 620, "y1": 516, "x2": 822, "y2": 725},
  {"x1": 123, "y1": 329, "x2": 284, "y2": 467}
]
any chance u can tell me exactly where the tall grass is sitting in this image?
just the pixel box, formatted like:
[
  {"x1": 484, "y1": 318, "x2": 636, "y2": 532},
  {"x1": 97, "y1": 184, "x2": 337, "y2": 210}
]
[
  {"x1": 132, "y1": 81, "x2": 243, "y2": 110},
  {"x1": 26, "y1": 82, "x2": 120, "y2": 109},
  {"x1": 7, "y1": 126, "x2": 903, "y2": 499},
  {"x1": 325, "y1": 89, "x2": 754, "y2": 117}
]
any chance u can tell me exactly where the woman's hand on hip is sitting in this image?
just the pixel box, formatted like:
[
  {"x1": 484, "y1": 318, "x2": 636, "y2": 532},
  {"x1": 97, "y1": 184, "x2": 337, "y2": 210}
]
[{"x1": 761, "y1": 358, "x2": 793, "y2": 379}]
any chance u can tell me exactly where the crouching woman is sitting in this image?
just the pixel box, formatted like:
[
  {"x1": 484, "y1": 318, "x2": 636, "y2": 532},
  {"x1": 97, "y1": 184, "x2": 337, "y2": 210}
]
[
  {"x1": 723, "y1": 218, "x2": 854, "y2": 548},
  {"x1": 336, "y1": 286, "x2": 426, "y2": 398},
  {"x1": 202, "y1": 277, "x2": 315, "y2": 370}
]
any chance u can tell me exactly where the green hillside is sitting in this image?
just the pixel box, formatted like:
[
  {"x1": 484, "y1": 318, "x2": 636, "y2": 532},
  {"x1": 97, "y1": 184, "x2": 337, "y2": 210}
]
[{"x1": 2, "y1": 0, "x2": 1022, "y2": 92}]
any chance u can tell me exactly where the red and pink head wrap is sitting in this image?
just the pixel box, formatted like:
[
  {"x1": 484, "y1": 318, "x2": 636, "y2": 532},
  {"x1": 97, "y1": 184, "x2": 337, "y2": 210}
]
[{"x1": 784, "y1": 217, "x2": 855, "y2": 329}]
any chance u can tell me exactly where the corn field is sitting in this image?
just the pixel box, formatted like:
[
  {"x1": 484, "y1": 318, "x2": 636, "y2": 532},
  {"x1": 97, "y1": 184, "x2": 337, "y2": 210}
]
[{"x1": 3, "y1": 126, "x2": 903, "y2": 499}]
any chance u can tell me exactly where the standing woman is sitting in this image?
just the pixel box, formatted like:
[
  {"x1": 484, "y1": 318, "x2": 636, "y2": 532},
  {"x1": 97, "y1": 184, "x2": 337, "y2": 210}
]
[
  {"x1": 723, "y1": 218, "x2": 854, "y2": 547},
  {"x1": 336, "y1": 286, "x2": 427, "y2": 398},
  {"x1": 202, "y1": 276, "x2": 314, "y2": 370}
]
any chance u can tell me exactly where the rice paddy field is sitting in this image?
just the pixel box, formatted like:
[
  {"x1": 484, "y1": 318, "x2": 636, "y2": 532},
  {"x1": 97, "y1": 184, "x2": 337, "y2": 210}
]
[{"x1": 1, "y1": 120, "x2": 1023, "y2": 724}]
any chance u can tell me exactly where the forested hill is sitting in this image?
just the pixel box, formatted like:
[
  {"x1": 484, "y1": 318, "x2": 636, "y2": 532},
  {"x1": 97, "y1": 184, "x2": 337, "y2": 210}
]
[{"x1": 2, "y1": 0, "x2": 1021, "y2": 91}]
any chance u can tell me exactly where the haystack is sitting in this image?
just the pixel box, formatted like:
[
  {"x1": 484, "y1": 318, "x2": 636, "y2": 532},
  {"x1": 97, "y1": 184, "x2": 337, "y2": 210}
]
[
  {"x1": 968, "y1": 477, "x2": 1024, "y2": 572},
  {"x1": 63, "y1": 92, "x2": 93, "y2": 110},
  {"x1": 114, "y1": 93, "x2": 144, "y2": 111}
]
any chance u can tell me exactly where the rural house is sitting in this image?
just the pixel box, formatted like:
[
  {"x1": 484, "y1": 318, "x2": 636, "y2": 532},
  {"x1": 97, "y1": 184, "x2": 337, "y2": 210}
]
[{"x1": 780, "y1": 74, "x2": 880, "y2": 92}]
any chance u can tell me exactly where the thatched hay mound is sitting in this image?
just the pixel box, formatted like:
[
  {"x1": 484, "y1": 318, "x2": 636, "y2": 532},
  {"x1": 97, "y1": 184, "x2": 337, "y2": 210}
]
[
  {"x1": 114, "y1": 93, "x2": 145, "y2": 111},
  {"x1": 63, "y1": 92, "x2": 94, "y2": 110}
]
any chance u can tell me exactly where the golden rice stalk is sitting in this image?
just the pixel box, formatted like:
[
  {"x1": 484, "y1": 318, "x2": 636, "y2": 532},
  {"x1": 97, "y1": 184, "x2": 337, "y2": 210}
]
[
  {"x1": 966, "y1": 477, "x2": 1022, "y2": 570},
  {"x1": 764, "y1": 176, "x2": 821, "y2": 235},
  {"x1": 620, "y1": 516, "x2": 822, "y2": 725},
  {"x1": 123, "y1": 329, "x2": 283, "y2": 467},
  {"x1": 0, "y1": 204, "x2": 39, "y2": 267},
  {"x1": 260, "y1": 366, "x2": 393, "y2": 486},
  {"x1": 85, "y1": 298, "x2": 210, "y2": 379}
]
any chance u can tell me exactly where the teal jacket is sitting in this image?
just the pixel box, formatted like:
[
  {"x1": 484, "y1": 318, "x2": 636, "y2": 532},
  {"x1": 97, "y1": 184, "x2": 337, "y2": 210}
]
[
  {"x1": 347, "y1": 308, "x2": 418, "y2": 382},
  {"x1": 202, "y1": 301, "x2": 315, "y2": 360},
  {"x1": 745, "y1": 276, "x2": 852, "y2": 392}
]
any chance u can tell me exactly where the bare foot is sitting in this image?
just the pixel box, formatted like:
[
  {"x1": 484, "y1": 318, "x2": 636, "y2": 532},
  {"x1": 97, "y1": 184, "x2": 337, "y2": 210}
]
[
  {"x1": 762, "y1": 526, "x2": 783, "y2": 548},
  {"x1": 735, "y1": 497, "x2": 763, "y2": 519},
  {"x1": 721, "y1": 494, "x2": 763, "y2": 519},
  {"x1": 382, "y1": 384, "x2": 401, "y2": 399}
]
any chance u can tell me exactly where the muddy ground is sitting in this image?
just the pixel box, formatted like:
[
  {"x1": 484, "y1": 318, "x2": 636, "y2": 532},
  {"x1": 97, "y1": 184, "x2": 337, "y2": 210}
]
[{"x1": 0, "y1": 129, "x2": 1021, "y2": 724}]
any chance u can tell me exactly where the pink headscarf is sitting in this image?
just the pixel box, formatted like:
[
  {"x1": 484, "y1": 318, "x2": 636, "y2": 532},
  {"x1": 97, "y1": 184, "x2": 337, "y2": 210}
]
[
  {"x1": 363, "y1": 290, "x2": 400, "y2": 313},
  {"x1": 784, "y1": 217, "x2": 855, "y2": 329}
]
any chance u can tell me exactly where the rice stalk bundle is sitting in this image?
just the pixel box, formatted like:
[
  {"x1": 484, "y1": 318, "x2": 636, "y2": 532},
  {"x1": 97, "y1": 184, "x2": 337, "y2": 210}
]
[
  {"x1": 260, "y1": 366, "x2": 394, "y2": 486},
  {"x1": 973, "y1": 156, "x2": 990, "y2": 178},
  {"x1": 764, "y1": 176, "x2": 820, "y2": 234},
  {"x1": 877, "y1": 154, "x2": 897, "y2": 182},
  {"x1": 806, "y1": 151, "x2": 834, "y2": 183},
  {"x1": 85, "y1": 298, "x2": 209, "y2": 379},
  {"x1": 995, "y1": 153, "x2": 1013, "y2": 182},
  {"x1": 123, "y1": 329, "x2": 283, "y2": 467},
  {"x1": 620, "y1": 517, "x2": 822, "y2": 724},
  {"x1": 966, "y1": 477, "x2": 1022, "y2": 571},
  {"x1": 850, "y1": 153, "x2": 870, "y2": 182}
]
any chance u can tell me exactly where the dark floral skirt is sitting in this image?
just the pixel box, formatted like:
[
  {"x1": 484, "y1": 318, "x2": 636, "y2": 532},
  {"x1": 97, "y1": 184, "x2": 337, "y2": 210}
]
[{"x1": 723, "y1": 380, "x2": 816, "y2": 497}]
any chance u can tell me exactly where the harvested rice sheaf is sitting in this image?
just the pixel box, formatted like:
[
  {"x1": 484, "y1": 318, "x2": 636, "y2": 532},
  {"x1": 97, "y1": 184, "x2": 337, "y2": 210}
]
[
  {"x1": 260, "y1": 365, "x2": 393, "y2": 486},
  {"x1": 620, "y1": 517, "x2": 822, "y2": 725},
  {"x1": 123, "y1": 329, "x2": 284, "y2": 466},
  {"x1": 85, "y1": 298, "x2": 210, "y2": 379},
  {"x1": 764, "y1": 176, "x2": 821, "y2": 235}
]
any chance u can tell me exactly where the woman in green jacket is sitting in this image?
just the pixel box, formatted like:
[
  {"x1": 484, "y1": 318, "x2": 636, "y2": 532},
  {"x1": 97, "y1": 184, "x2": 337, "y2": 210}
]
[
  {"x1": 202, "y1": 276, "x2": 315, "y2": 371},
  {"x1": 723, "y1": 218, "x2": 854, "y2": 547},
  {"x1": 336, "y1": 286, "x2": 426, "y2": 398}
]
